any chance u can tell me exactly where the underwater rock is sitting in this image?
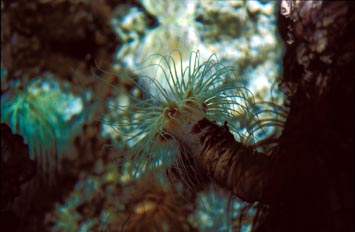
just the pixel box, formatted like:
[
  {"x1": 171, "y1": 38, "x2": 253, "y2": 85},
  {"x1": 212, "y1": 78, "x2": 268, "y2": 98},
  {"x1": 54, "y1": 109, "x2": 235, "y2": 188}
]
[
  {"x1": 0, "y1": 123, "x2": 36, "y2": 231},
  {"x1": 1, "y1": 0, "x2": 119, "y2": 81},
  {"x1": 112, "y1": 0, "x2": 284, "y2": 107}
]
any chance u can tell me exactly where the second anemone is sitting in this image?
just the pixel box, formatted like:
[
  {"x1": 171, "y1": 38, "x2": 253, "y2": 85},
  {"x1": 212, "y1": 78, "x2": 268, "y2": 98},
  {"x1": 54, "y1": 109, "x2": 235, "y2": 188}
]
[{"x1": 1, "y1": 76, "x2": 68, "y2": 181}]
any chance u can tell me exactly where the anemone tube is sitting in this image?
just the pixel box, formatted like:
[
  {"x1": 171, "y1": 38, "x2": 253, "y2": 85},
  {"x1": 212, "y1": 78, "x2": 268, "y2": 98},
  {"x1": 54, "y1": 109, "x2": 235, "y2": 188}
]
[{"x1": 162, "y1": 98, "x2": 276, "y2": 204}]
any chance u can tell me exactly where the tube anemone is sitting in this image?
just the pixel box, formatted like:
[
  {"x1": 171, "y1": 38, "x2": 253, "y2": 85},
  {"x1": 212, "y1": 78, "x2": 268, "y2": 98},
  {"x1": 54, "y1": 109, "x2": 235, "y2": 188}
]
[{"x1": 103, "y1": 51, "x2": 255, "y2": 177}]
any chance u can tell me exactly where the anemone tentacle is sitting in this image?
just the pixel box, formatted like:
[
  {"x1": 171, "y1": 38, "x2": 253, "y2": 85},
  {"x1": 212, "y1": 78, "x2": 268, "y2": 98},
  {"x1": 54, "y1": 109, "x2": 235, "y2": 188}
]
[{"x1": 104, "y1": 51, "x2": 258, "y2": 178}]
